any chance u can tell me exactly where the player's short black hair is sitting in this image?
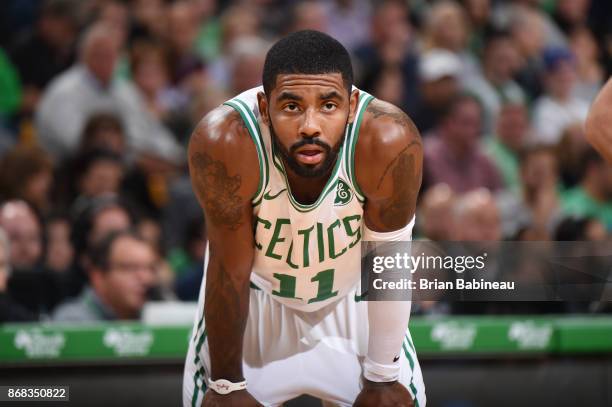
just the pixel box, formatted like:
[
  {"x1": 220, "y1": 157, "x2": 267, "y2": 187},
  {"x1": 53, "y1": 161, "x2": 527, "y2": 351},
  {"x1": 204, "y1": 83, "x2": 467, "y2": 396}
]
[{"x1": 262, "y1": 30, "x2": 353, "y2": 95}]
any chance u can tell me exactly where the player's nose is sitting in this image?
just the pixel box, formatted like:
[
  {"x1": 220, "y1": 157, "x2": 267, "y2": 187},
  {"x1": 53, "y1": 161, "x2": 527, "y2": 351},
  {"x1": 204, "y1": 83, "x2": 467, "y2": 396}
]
[{"x1": 299, "y1": 108, "x2": 322, "y2": 138}]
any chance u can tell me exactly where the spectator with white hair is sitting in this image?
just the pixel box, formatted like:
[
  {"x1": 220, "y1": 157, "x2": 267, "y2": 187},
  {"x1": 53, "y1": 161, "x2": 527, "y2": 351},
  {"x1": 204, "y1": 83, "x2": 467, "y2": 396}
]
[
  {"x1": 0, "y1": 201, "x2": 65, "y2": 316},
  {"x1": 36, "y1": 22, "x2": 184, "y2": 164},
  {"x1": 0, "y1": 200, "x2": 43, "y2": 273}
]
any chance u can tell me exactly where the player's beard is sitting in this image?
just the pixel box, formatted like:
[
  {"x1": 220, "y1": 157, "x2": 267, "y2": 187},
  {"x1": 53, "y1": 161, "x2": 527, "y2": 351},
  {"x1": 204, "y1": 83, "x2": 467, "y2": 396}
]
[{"x1": 269, "y1": 121, "x2": 346, "y2": 179}]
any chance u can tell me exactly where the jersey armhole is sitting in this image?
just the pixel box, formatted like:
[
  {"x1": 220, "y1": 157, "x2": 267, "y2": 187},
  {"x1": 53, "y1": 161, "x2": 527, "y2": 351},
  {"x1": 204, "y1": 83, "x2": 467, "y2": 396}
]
[
  {"x1": 223, "y1": 100, "x2": 269, "y2": 205},
  {"x1": 347, "y1": 93, "x2": 375, "y2": 203}
]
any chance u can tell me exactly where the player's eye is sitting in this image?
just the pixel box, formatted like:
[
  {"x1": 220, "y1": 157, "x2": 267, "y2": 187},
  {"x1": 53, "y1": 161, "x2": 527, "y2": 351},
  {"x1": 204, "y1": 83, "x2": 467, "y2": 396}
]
[
  {"x1": 322, "y1": 102, "x2": 337, "y2": 112},
  {"x1": 283, "y1": 103, "x2": 299, "y2": 112}
]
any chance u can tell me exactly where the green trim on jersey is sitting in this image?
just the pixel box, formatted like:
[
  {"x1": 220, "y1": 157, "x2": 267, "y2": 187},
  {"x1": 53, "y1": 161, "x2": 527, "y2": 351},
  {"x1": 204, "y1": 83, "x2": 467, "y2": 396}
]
[
  {"x1": 191, "y1": 328, "x2": 208, "y2": 407},
  {"x1": 345, "y1": 92, "x2": 375, "y2": 202},
  {"x1": 223, "y1": 100, "x2": 269, "y2": 205},
  {"x1": 403, "y1": 334, "x2": 420, "y2": 407}
]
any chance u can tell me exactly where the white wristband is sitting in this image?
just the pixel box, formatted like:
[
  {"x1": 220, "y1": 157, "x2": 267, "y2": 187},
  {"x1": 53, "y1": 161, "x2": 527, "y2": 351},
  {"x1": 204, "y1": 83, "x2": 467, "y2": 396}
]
[
  {"x1": 208, "y1": 378, "x2": 247, "y2": 395},
  {"x1": 363, "y1": 356, "x2": 400, "y2": 383}
]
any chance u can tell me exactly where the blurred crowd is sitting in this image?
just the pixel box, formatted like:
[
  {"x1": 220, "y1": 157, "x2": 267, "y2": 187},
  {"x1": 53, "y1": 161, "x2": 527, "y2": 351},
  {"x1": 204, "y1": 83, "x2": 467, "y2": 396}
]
[{"x1": 0, "y1": 0, "x2": 611, "y2": 323}]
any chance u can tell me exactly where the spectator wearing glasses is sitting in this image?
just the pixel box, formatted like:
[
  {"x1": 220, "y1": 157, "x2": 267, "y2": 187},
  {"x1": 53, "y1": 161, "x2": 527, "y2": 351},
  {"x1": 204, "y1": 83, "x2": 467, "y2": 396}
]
[{"x1": 53, "y1": 229, "x2": 157, "y2": 322}]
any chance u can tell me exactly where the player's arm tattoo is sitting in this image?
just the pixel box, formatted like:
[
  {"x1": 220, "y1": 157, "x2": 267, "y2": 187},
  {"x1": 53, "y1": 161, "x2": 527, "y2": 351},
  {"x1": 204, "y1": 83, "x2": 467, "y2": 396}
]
[
  {"x1": 379, "y1": 147, "x2": 421, "y2": 229},
  {"x1": 367, "y1": 102, "x2": 423, "y2": 230},
  {"x1": 366, "y1": 103, "x2": 421, "y2": 135},
  {"x1": 190, "y1": 151, "x2": 244, "y2": 230},
  {"x1": 204, "y1": 262, "x2": 249, "y2": 381}
]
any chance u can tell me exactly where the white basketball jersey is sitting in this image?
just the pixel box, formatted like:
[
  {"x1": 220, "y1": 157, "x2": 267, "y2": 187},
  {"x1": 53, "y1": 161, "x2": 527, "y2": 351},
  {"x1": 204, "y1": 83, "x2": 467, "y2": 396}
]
[{"x1": 223, "y1": 86, "x2": 374, "y2": 312}]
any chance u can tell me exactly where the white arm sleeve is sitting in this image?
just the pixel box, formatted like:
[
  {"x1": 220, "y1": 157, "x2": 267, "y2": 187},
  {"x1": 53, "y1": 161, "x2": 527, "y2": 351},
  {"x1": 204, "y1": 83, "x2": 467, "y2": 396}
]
[{"x1": 363, "y1": 216, "x2": 415, "y2": 382}]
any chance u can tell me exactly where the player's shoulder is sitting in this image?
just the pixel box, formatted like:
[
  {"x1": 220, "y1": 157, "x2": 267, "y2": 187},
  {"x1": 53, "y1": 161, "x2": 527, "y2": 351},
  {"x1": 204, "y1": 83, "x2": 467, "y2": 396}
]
[
  {"x1": 188, "y1": 104, "x2": 260, "y2": 197},
  {"x1": 357, "y1": 98, "x2": 422, "y2": 164},
  {"x1": 189, "y1": 104, "x2": 255, "y2": 153}
]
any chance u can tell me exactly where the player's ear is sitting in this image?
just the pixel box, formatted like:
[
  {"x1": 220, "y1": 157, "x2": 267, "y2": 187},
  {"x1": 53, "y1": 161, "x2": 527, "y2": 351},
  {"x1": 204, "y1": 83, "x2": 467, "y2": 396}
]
[
  {"x1": 257, "y1": 91, "x2": 270, "y2": 126},
  {"x1": 348, "y1": 89, "x2": 359, "y2": 124}
]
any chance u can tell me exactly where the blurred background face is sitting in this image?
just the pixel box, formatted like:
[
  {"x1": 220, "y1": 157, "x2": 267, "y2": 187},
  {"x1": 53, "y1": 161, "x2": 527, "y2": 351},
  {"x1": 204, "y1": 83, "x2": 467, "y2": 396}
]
[
  {"x1": 133, "y1": 51, "x2": 169, "y2": 97},
  {"x1": 511, "y1": 11, "x2": 545, "y2": 58},
  {"x1": 372, "y1": 1, "x2": 410, "y2": 46},
  {"x1": 292, "y1": 1, "x2": 328, "y2": 32},
  {"x1": 373, "y1": 67, "x2": 404, "y2": 107},
  {"x1": 497, "y1": 104, "x2": 528, "y2": 151},
  {"x1": 23, "y1": 170, "x2": 53, "y2": 213},
  {"x1": 484, "y1": 38, "x2": 519, "y2": 82},
  {"x1": 419, "y1": 183, "x2": 456, "y2": 241},
  {"x1": 80, "y1": 159, "x2": 124, "y2": 198},
  {"x1": 90, "y1": 207, "x2": 132, "y2": 248},
  {"x1": 557, "y1": 0, "x2": 590, "y2": 24},
  {"x1": 443, "y1": 99, "x2": 482, "y2": 150},
  {"x1": 88, "y1": 130, "x2": 125, "y2": 155},
  {"x1": 137, "y1": 219, "x2": 162, "y2": 254},
  {"x1": 422, "y1": 76, "x2": 459, "y2": 107},
  {"x1": 82, "y1": 115, "x2": 127, "y2": 156},
  {"x1": 133, "y1": 0, "x2": 167, "y2": 38},
  {"x1": 46, "y1": 219, "x2": 74, "y2": 273},
  {"x1": 453, "y1": 192, "x2": 501, "y2": 241},
  {"x1": 97, "y1": 0, "x2": 129, "y2": 44},
  {"x1": 231, "y1": 48, "x2": 266, "y2": 94},
  {"x1": 82, "y1": 27, "x2": 122, "y2": 85},
  {"x1": 0, "y1": 203, "x2": 42, "y2": 270},
  {"x1": 546, "y1": 60, "x2": 576, "y2": 100},
  {"x1": 428, "y1": 2, "x2": 467, "y2": 51},
  {"x1": 94, "y1": 236, "x2": 156, "y2": 319},
  {"x1": 569, "y1": 28, "x2": 599, "y2": 64},
  {"x1": 167, "y1": 2, "x2": 199, "y2": 55},
  {"x1": 464, "y1": 0, "x2": 490, "y2": 27},
  {"x1": 521, "y1": 150, "x2": 558, "y2": 191},
  {"x1": 221, "y1": 6, "x2": 259, "y2": 50}
]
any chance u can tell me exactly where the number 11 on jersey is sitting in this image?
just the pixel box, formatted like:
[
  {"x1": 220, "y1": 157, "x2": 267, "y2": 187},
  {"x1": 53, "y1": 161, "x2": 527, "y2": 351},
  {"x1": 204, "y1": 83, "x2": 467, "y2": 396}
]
[{"x1": 272, "y1": 269, "x2": 338, "y2": 303}]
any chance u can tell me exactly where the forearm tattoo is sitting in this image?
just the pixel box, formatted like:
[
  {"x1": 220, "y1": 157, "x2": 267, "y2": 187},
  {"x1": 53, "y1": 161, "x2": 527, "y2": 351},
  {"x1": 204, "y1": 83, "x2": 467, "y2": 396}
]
[
  {"x1": 380, "y1": 149, "x2": 420, "y2": 229},
  {"x1": 190, "y1": 152, "x2": 243, "y2": 230}
]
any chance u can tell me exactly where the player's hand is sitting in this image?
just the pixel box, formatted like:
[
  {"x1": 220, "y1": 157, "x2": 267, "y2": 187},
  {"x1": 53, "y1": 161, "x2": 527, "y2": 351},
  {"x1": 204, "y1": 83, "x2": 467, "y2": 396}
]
[
  {"x1": 201, "y1": 389, "x2": 263, "y2": 407},
  {"x1": 353, "y1": 380, "x2": 415, "y2": 407}
]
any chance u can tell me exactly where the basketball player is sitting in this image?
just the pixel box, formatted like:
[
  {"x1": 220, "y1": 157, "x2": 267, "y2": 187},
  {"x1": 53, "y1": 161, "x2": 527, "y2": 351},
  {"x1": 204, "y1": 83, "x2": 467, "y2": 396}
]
[
  {"x1": 586, "y1": 78, "x2": 612, "y2": 162},
  {"x1": 183, "y1": 30, "x2": 425, "y2": 407}
]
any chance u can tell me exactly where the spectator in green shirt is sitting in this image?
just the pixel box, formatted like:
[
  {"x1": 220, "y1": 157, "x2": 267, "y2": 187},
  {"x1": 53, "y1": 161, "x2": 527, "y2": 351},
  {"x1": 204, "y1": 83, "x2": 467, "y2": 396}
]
[
  {"x1": 562, "y1": 148, "x2": 612, "y2": 231},
  {"x1": 0, "y1": 48, "x2": 21, "y2": 118}
]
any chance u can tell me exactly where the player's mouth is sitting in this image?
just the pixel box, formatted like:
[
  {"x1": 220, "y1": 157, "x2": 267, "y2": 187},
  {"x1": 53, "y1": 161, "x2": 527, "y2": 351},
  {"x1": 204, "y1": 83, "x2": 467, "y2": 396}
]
[{"x1": 295, "y1": 146, "x2": 325, "y2": 165}]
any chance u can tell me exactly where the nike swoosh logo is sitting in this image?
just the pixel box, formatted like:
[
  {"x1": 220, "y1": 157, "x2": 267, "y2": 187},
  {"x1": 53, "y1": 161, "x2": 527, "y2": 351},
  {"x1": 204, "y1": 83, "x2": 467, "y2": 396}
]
[
  {"x1": 393, "y1": 355, "x2": 400, "y2": 362},
  {"x1": 263, "y1": 189, "x2": 286, "y2": 200}
]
